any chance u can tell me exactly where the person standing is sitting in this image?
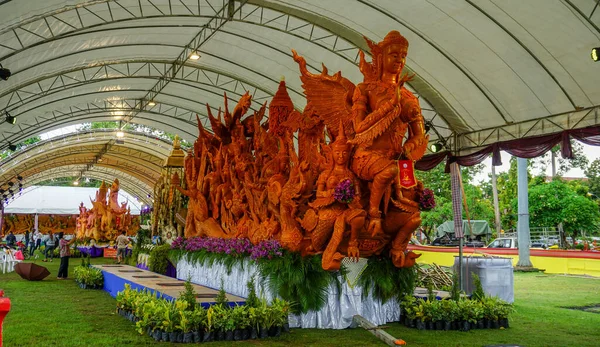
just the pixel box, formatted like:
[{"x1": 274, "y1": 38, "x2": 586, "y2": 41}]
[
  {"x1": 5, "y1": 231, "x2": 16, "y2": 247},
  {"x1": 57, "y1": 233, "x2": 75, "y2": 279},
  {"x1": 115, "y1": 231, "x2": 130, "y2": 264},
  {"x1": 43, "y1": 231, "x2": 56, "y2": 262},
  {"x1": 30, "y1": 229, "x2": 41, "y2": 255},
  {"x1": 24, "y1": 230, "x2": 30, "y2": 250}
]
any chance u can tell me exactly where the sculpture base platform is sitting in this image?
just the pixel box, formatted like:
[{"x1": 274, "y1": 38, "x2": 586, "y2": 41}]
[
  {"x1": 94, "y1": 264, "x2": 245, "y2": 307},
  {"x1": 176, "y1": 258, "x2": 400, "y2": 329}
]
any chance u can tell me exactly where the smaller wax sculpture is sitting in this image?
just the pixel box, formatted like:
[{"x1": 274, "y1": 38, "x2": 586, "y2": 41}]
[{"x1": 76, "y1": 179, "x2": 137, "y2": 241}]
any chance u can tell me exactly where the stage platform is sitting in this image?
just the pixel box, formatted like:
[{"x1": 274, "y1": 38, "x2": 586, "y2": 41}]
[{"x1": 94, "y1": 264, "x2": 245, "y2": 307}]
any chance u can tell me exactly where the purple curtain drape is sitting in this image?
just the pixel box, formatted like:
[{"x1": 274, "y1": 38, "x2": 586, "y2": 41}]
[{"x1": 415, "y1": 125, "x2": 600, "y2": 171}]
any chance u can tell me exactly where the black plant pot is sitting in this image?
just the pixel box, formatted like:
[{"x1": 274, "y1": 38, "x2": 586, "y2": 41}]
[
  {"x1": 147, "y1": 327, "x2": 152, "y2": 337},
  {"x1": 492, "y1": 320, "x2": 500, "y2": 329},
  {"x1": 259, "y1": 327, "x2": 269, "y2": 339},
  {"x1": 461, "y1": 321, "x2": 470, "y2": 332},
  {"x1": 269, "y1": 326, "x2": 282, "y2": 337},
  {"x1": 242, "y1": 328, "x2": 251, "y2": 340},
  {"x1": 451, "y1": 321, "x2": 459, "y2": 330},
  {"x1": 251, "y1": 327, "x2": 258, "y2": 339},
  {"x1": 152, "y1": 330, "x2": 161, "y2": 341},
  {"x1": 477, "y1": 320, "x2": 484, "y2": 329},
  {"x1": 183, "y1": 332, "x2": 193, "y2": 343},
  {"x1": 444, "y1": 321, "x2": 452, "y2": 331},
  {"x1": 193, "y1": 330, "x2": 202, "y2": 343},
  {"x1": 435, "y1": 321, "x2": 443, "y2": 330},
  {"x1": 416, "y1": 320, "x2": 426, "y2": 330},
  {"x1": 485, "y1": 319, "x2": 492, "y2": 329},
  {"x1": 225, "y1": 331, "x2": 234, "y2": 341},
  {"x1": 283, "y1": 323, "x2": 290, "y2": 333},
  {"x1": 499, "y1": 318, "x2": 509, "y2": 329},
  {"x1": 202, "y1": 331, "x2": 214, "y2": 343},
  {"x1": 177, "y1": 332, "x2": 184, "y2": 343},
  {"x1": 169, "y1": 332, "x2": 177, "y2": 342},
  {"x1": 162, "y1": 332, "x2": 169, "y2": 342},
  {"x1": 216, "y1": 330, "x2": 225, "y2": 341},
  {"x1": 234, "y1": 329, "x2": 243, "y2": 341}
]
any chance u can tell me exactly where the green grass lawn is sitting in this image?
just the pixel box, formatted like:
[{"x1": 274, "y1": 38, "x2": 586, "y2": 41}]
[{"x1": 2, "y1": 254, "x2": 600, "y2": 346}]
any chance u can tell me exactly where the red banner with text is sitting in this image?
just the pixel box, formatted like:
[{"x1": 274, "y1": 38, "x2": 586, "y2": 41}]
[{"x1": 398, "y1": 160, "x2": 417, "y2": 188}]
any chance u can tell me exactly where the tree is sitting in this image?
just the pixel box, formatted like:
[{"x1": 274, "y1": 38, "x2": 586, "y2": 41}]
[
  {"x1": 585, "y1": 159, "x2": 600, "y2": 198},
  {"x1": 0, "y1": 136, "x2": 42, "y2": 160},
  {"x1": 77, "y1": 122, "x2": 191, "y2": 148},
  {"x1": 37, "y1": 177, "x2": 103, "y2": 188},
  {"x1": 517, "y1": 179, "x2": 600, "y2": 241},
  {"x1": 532, "y1": 141, "x2": 589, "y2": 178}
]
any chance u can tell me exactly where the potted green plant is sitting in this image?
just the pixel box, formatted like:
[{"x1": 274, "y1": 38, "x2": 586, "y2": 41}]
[
  {"x1": 223, "y1": 307, "x2": 236, "y2": 341},
  {"x1": 422, "y1": 299, "x2": 434, "y2": 330},
  {"x1": 160, "y1": 301, "x2": 176, "y2": 342},
  {"x1": 430, "y1": 300, "x2": 444, "y2": 330},
  {"x1": 483, "y1": 297, "x2": 500, "y2": 329},
  {"x1": 202, "y1": 306, "x2": 215, "y2": 342},
  {"x1": 414, "y1": 299, "x2": 426, "y2": 330},
  {"x1": 211, "y1": 304, "x2": 228, "y2": 341},
  {"x1": 440, "y1": 299, "x2": 457, "y2": 330},
  {"x1": 273, "y1": 299, "x2": 291, "y2": 333},
  {"x1": 497, "y1": 300, "x2": 513, "y2": 328},
  {"x1": 472, "y1": 300, "x2": 485, "y2": 329},
  {"x1": 457, "y1": 299, "x2": 472, "y2": 331},
  {"x1": 177, "y1": 309, "x2": 194, "y2": 343},
  {"x1": 256, "y1": 301, "x2": 270, "y2": 338},
  {"x1": 232, "y1": 305, "x2": 250, "y2": 340},
  {"x1": 400, "y1": 295, "x2": 416, "y2": 327},
  {"x1": 191, "y1": 306, "x2": 205, "y2": 342},
  {"x1": 247, "y1": 306, "x2": 260, "y2": 339}
]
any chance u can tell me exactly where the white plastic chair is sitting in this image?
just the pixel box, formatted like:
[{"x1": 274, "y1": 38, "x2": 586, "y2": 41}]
[
  {"x1": 3, "y1": 249, "x2": 21, "y2": 273},
  {"x1": 1, "y1": 250, "x2": 10, "y2": 274}
]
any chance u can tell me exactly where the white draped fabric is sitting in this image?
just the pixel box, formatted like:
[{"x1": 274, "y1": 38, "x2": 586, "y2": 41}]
[{"x1": 176, "y1": 258, "x2": 400, "y2": 329}]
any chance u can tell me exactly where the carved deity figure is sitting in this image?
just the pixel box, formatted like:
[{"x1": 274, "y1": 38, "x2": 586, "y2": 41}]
[
  {"x1": 76, "y1": 202, "x2": 88, "y2": 239},
  {"x1": 301, "y1": 126, "x2": 366, "y2": 270}
]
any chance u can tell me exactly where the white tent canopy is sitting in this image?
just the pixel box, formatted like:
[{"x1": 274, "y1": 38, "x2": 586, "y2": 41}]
[
  {"x1": 3, "y1": 186, "x2": 142, "y2": 215},
  {"x1": 0, "y1": 0, "x2": 599, "y2": 191}
]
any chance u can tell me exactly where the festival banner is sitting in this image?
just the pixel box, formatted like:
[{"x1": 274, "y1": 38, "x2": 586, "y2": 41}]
[
  {"x1": 398, "y1": 160, "x2": 417, "y2": 188},
  {"x1": 103, "y1": 247, "x2": 117, "y2": 259}
]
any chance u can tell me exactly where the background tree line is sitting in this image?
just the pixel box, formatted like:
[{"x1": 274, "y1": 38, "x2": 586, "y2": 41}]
[{"x1": 417, "y1": 141, "x2": 600, "y2": 243}]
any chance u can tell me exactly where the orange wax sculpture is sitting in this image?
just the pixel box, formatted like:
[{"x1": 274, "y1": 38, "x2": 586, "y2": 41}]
[{"x1": 174, "y1": 31, "x2": 428, "y2": 270}]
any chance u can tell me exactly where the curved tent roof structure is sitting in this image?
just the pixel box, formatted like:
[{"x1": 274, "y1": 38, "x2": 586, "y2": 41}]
[
  {"x1": 0, "y1": 0, "x2": 599, "y2": 199},
  {"x1": 0, "y1": 129, "x2": 173, "y2": 205}
]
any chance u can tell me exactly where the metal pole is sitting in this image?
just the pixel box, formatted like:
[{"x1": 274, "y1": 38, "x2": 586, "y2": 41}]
[
  {"x1": 517, "y1": 157, "x2": 533, "y2": 267},
  {"x1": 450, "y1": 162, "x2": 464, "y2": 289},
  {"x1": 491, "y1": 164, "x2": 502, "y2": 236}
]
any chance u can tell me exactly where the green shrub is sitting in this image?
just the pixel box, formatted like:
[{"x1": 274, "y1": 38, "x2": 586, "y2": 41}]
[
  {"x1": 471, "y1": 272, "x2": 485, "y2": 302},
  {"x1": 178, "y1": 277, "x2": 197, "y2": 311},
  {"x1": 245, "y1": 276, "x2": 260, "y2": 308},
  {"x1": 357, "y1": 256, "x2": 417, "y2": 304},
  {"x1": 74, "y1": 265, "x2": 103, "y2": 288},
  {"x1": 215, "y1": 279, "x2": 229, "y2": 309},
  {"x1": 148, "y1": 244, "x2": 171, "y2": 275}
]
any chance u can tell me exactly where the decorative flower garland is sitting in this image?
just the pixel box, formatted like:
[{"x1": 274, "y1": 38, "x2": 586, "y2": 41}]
[{"x1": 171, "y1": 237, "x2": 283, "y2": 261}]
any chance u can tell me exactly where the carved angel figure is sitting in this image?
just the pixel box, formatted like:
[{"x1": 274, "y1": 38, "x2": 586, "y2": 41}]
[{"x1": 293, "y1": 30, "x2": 427, "y2": 267}]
